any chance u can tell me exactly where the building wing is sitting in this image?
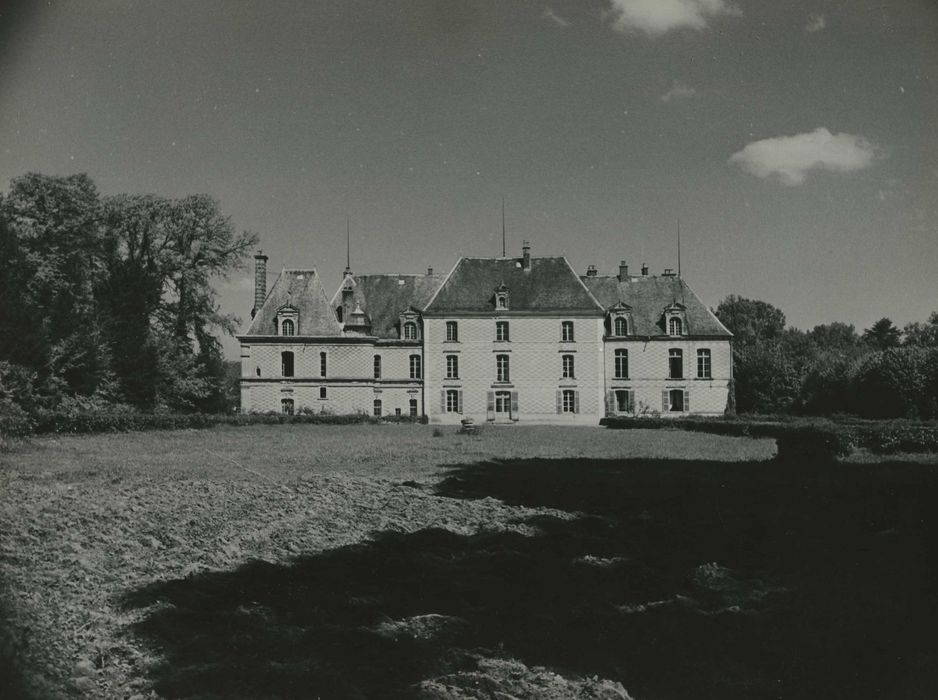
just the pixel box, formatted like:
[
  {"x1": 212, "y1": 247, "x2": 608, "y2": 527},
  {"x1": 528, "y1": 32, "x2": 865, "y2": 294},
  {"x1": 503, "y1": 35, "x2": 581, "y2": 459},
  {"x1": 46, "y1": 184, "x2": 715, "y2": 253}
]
[{"x1": 334, "y1": 272, "x2": 445, "y2": 339}]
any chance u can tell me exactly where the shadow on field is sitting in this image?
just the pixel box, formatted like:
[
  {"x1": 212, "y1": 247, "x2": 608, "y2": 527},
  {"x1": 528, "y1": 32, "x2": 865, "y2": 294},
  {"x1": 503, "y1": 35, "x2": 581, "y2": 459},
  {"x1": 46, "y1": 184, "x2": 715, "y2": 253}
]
[{"x1": 124, "y1": 455, "x2": 938, "y2": 700}]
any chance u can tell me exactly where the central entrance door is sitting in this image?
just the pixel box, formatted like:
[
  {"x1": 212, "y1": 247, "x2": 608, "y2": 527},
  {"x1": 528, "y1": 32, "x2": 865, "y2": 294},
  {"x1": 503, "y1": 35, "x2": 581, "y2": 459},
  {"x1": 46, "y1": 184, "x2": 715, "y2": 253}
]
[{"x1": 494, "y1": 390, "x2": 512, "y2": 421}]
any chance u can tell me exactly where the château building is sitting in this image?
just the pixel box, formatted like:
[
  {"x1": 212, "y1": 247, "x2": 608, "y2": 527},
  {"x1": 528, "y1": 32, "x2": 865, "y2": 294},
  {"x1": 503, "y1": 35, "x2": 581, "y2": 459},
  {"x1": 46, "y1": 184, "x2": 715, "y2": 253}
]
[{"x1": 238, "y1": 243, "x2": 732, "y2": 423}]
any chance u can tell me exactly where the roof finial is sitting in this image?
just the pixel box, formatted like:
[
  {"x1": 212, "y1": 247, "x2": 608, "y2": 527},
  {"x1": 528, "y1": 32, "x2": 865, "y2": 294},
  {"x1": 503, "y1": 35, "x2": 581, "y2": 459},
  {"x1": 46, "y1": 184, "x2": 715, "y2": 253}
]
[
  {"x1": 344, "y1": 215, "x2": 352, "y2": 276},
  {"x1": 677, "y1": 218, "x2": 681, "y2": 279}
]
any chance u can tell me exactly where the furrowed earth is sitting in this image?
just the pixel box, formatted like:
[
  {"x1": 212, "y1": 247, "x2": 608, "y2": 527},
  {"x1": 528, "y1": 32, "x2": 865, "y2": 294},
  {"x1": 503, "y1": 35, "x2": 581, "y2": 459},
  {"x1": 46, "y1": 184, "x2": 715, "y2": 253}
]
[{"x1": 1, "y1": 424, "x2": 937, "y2": 699}]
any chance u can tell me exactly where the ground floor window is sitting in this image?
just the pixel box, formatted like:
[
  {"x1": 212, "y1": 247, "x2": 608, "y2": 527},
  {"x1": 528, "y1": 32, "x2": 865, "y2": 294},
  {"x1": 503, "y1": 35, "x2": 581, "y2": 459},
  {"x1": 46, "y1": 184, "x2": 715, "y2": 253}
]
[
  {"x1": 281, "y1": 398, "x2": 294, "y2": 415},
  {"x1": 495, "y1": 390, "x2": 511, "y2": 414},
  {"x1": 409, "y1": 398, "x2": 418, "y2": 417},
  {"x1": 444, "y1": 389, "x2": 462, "y2": 413},
  {"x1": 373, "y1": 399, "x2": 382, "y2": 416},
  {"x1": 665, "y1": 389, "x2": 689, "y2": 412},
  {"x1": 319, "y1": 387, "x2": 327, "y2": 399},
  {"x1": 559, "y1": 389, "x2": 578, "y2": 414},
  {"x1": 616, "y1": 390, "x2": 633, "y2": 413}
]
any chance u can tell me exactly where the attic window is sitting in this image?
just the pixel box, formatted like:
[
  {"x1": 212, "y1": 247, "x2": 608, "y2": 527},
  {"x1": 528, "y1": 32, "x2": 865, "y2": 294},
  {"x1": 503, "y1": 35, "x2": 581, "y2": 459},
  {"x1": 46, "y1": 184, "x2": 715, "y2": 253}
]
[
  {"x1": 403, "y1": 322, "x2": 418, "y2": 340},
  {"x1": 668, "y1": 317, "x2": 683, "y2": 336},
  {"x1": 614, "y1": 316, "x2": 628, "y2": 336},
  {"x1": 494, "y1": 285, "x2": 509, "y2": 311},
  {"x1": 281, "y1": 319, "x2": 295, "y2": 336}
]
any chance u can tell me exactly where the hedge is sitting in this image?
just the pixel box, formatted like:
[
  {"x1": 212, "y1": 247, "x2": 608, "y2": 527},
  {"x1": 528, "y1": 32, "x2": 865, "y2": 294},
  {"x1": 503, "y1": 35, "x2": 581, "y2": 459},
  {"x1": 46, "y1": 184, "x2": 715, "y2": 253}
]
[
  {"x1": 0, "y1": 410, "x2": 425, "y2": 438},
  {"x1": 600, "y1": 416, "x2": 938, "y2": 458}
]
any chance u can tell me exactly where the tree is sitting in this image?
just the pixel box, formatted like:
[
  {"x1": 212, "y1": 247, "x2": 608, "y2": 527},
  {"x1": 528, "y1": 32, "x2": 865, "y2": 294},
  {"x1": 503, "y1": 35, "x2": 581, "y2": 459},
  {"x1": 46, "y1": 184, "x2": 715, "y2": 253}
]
[
  {"x1": 903, "y1": 312, "x2": 938, "y2": 348},
  {"x1": 714, "y1": 295, "x2": 786, "y2": 348},
  {"x1": 0, "y1": 173, "x2": 110, "y2": 399},
  {"x1": 862, "y1": 317, "x2": 901, "y2": 350},
  {"x1": 100, "y1": 193, "x2": 256, "y2": 410}
]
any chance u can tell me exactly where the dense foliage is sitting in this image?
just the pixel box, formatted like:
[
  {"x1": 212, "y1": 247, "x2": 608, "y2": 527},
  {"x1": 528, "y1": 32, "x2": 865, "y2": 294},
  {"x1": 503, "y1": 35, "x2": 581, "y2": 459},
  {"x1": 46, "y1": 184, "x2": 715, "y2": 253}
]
[
  {"x1": 0, "y1": 173, "x2": 256, "y2": 422},
  {"x1": 715, "y1": 297, "x2": 938, "y2": 420}
]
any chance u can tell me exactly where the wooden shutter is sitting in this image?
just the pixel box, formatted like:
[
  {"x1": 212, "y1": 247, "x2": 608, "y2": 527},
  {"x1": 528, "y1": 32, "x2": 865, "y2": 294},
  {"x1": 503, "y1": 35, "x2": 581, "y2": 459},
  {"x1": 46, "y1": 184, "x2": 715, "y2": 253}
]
[
  {"x1": 510, "y1": 391, "x2": 519, "y2": 418},
  {"x1": 486, "y1": 391, "x2": 495, "y2": 420},
  {"x1": 628, "y1": 390, "x2": 635, "y2": 414},
  {"x1": 457, "y1": 390, "x2": 463, "y2": 414},
  {"x1": 574, "y1": 390, "x2": 580, "y2": 414},
  {"x1": 556, "y1": 390, "x2": 563, "y2": 414},
  {"x1": 605, "y1": 391, "x2": 615, "y2": 417},
  {"x1": 662, "y1": 390, "x2": 669, "y2": 413},
  {"x1": 441, "y1": 390, "x2": 447, "y2": 413},
  {"x1": 684, "y1": 390, "x2": 690, "y2": 413}
]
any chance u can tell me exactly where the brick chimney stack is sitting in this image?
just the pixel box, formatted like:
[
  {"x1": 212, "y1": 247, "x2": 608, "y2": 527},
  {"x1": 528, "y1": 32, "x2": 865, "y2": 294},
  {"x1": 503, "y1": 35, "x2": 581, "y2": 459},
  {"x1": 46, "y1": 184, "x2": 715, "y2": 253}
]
[
  {"x1": 618, "y1": 260, "x2": 629, "y2": 281},
  {"x1": 641, "y1": 262, "x2": 649, "y2": 276},
  {"x1": 522, "y1": 240, "x2": 531, "y2": 270},
  {"x1": 252, "y1": 252, "x2": 268, "y2": 318}
]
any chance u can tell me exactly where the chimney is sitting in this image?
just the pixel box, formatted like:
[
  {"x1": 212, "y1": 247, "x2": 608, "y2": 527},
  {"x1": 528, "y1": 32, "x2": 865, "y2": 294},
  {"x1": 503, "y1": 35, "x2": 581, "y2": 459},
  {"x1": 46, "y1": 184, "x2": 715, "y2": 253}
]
[
  {"x1": 522, "y1": 240, "x2": 531, "y2": 270},
  {"x1": 618, "y1": 260, "x2": 629, "y2": 281},
  {"x1": 252, "y1": 251, "x2": 268, "y2": 318},
  {"x1": 427, "y1": 266, "x2": 433, "y2": 275},
  {"x1": 586, "y1": 264, "x2": 598, "y2": 277},
  {"x1": 641, "y1": 262, "x2": 649, "y2": 277}
]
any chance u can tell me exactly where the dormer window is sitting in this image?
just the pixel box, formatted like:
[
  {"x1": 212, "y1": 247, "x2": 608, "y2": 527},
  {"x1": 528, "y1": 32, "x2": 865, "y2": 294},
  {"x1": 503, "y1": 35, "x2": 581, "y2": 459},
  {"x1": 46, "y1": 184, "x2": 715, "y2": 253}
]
[
  {"x1": 663, "y1": 303, "x2": 687, "y2": 337},
  {"x1": 494, "y1": 283, "x2": 509, "y2": 311},
  {"x1": 399, "y1": 308, "x2": 421, "y2": 341},
  {"x1": 606, "y1": 303, "x2": 632, "y2": 338},
  {"x1": 276, "y1": 304, "x2": 299, "y2": 336}
]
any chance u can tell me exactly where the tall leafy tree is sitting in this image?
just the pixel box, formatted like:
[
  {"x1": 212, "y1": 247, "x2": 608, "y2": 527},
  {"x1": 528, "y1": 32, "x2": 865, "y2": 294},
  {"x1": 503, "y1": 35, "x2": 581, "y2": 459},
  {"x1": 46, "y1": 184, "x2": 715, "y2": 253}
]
[
  {"x1": 0, "y1": 173, "x2": 110, "y2": 399},
  {"x1": 903, "y1": 312, "x2": 938, "y2": 348}
]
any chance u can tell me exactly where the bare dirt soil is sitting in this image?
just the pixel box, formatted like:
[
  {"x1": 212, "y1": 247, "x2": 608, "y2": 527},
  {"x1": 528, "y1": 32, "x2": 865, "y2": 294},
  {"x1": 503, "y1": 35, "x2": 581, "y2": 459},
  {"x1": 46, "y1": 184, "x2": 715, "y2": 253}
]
[{"x1": 3, "y1": 425, "x2": 938, "y2": 699}]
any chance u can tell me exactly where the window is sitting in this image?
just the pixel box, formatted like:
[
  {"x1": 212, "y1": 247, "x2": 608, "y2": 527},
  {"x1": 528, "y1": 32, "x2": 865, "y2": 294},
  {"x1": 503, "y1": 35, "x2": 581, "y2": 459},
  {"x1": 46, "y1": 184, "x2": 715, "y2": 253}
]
[
  {"x1": 336, "y1": 306, "x2": 343, "y2": 323},
  {"x1": 446, "y1": 321, "x2": 459, "y2": 342},
  {"x1": 281, "y1": 319, "x2": 295, "y2": 336},
  {"x1": 409, "y1": 354, "x2": 422, "y2": 379},
  {"x1": 496, "y1": 321, "x2": 509, "y2": 342},
  {"x1": 561, "y1": 321, "x2": 574, "y2": 342},
  {"x1": 445, "y1": 389, "x2": 461, "y2": 413},
  {"x1": 496, "y1": 294, "x2": 507, "y2": 309},
  {"x1": 615, "y1": 390, "x2": 632, "y2": 413},
  {"x1": 496, "y1": 354, "x2": 510, "y2": 382},
  {"x1": 281, "y1": 398, "x2": 294, "y2": 415},
  {"x1": 614, "y1": 349, "x2": 628, "y2": 379},
  {"x1": 560, "y1": 389, "x2": 577, "y2": 414},
  {"x1": 373, "y1": 399, "x2": 382, "y2": 416},
  {"x1": 446, "y1": 354, "x2": 459, "y2": 379},
  {"x1": 614, "y1": 316, "x2": 628, "y2": 336},
  {"x1": 697, "y1": 349, "x2": 712, "y2": 379},
  {"x1": 562, "y1": 354, "x2": 575, "y2": 379},
  {"x1": 320, "y1": 352, "x2": 327, "y2": 378},
  {"x1": 667, "y1": 389, "x2": 686, "y2": 412},
  {"x1": 319, "y1": 387, "x2": 327, "y2": 399},
  {"x1": 395, "y1": 408, "x2": 402, "y2": 417},
  {"x1": 669, "y1": 349, "x2": 683, "y2": 379},
  {"x1": 373, "y1": 355, "x2": 382, "y2": 379},
  {"x1": 668, "y1": 317, "x2": 683, "y2": 336},
  {"x1": 403, "y1": 321, "x2": 417, "y2": 340},
  {"x1": 409, "y1": 398, "x2": 418, "y2": 417},
  {"x1": 281, "y1": 351, "x2": 294, "y2": 377}
]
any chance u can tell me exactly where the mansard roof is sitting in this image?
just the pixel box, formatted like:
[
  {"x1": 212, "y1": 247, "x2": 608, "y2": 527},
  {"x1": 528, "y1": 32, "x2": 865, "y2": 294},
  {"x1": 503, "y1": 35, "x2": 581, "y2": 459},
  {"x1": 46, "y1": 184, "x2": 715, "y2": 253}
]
[
  {"x1": 244, "y1": 269, "x2": 343, "y2": 336},
  {"x1": 332, "y1": 272, "x2": 445, "y2": 339},
  {"x1": 582, "y1": 274, "x2": 732, "y2": 337},
  {"x1": 424, "y1": 257, "x2": 604, "y2": 315}
]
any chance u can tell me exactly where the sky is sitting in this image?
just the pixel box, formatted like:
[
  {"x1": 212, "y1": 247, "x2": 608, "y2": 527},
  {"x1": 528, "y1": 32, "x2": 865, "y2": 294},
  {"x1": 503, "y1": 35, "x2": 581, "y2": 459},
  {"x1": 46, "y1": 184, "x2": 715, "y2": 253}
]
[{"x1": 1, "y1": 0, "x2": 936, "y2": 357}]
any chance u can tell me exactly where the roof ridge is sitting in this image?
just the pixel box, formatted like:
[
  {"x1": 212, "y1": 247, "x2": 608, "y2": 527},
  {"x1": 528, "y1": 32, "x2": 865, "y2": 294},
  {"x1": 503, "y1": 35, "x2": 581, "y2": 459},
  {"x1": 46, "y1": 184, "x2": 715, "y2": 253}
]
[
  {"x1": 422, "y1": 257, "x2": 462, "y2": 312},
  {"x1": 563, "y1": 256, "x2": 605, "y2": 311}
]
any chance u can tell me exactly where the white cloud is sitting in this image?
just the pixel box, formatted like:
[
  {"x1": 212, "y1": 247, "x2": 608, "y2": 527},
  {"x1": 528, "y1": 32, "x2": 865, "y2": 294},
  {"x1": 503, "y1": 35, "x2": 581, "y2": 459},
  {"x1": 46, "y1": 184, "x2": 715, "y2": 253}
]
[
  {"x1": 805, "y1": 13, "x2": 826, "y2": 33},
  {"x1": 609, "y1": 0, "x2": 740, "y2": 36},
  {"x1": 543, "y1": 7, "x2": 570, "y2": 27},
  {"x1": 728, "y1": 127, "x2": 877, "y2": 186},
  {"x1": 660, "y1": 81, "x2": 697, "y2": 102}
]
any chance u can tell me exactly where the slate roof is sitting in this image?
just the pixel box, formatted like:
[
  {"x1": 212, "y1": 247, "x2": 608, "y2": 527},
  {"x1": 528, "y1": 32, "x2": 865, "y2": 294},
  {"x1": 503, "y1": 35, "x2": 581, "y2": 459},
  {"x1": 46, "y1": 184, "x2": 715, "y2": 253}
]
[
  {"x1": 582, "y1": 274, "x2": 732, "y2": 337},
  {"x1": 331, "y1": 273, "x2": 446, "y2": 339},
  {"x1": 424, "y1": 257, "x2": 604, "y2": 315},
  {"x1": 243, "y1": 269, "x2": 343, "y2": 336}
]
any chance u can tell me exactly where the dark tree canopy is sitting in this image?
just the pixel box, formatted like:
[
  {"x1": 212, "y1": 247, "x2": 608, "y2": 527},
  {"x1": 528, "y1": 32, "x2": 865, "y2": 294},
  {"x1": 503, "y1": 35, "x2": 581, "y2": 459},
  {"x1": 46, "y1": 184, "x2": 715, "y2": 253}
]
[
  {"x1": 714, "y1": 295, "x2": 786, "y2": 348},
  {"x1": 862, "y1": 317, "x2": 902, "y2": 350}
]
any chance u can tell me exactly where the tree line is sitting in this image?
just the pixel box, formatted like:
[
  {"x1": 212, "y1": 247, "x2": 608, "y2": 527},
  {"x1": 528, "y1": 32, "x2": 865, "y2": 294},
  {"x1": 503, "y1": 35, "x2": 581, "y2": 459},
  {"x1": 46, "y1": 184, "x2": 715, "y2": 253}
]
[
  {"x1": 715, "y1": 296, "x2": 938, "y2": 419},
  {"x1": 0, "y1": 173, "x2": 256, "y2": 422}
]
